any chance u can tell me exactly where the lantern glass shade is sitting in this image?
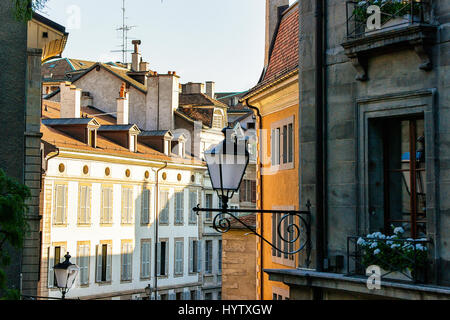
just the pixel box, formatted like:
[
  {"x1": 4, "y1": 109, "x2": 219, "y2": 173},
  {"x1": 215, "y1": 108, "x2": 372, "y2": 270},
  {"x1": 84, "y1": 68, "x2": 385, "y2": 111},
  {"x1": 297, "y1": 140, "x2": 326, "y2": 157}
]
[
  {"x1": 205, "y1": 135, "x2": 249, "y2": 195},
  {"x1": 54, "y1": 260, "x2": 79, "y2": 290}
]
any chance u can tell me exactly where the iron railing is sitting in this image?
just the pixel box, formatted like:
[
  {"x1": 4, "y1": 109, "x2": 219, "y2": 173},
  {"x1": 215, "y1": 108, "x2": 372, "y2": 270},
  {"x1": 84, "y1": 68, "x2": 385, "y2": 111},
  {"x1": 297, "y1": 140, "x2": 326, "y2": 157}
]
[
  {"x1": 347, "y1": 236, "x2": 432, "y2": 283},
  {"x1": 346, "y1": 0, "x2": 432, "y2": 39}
]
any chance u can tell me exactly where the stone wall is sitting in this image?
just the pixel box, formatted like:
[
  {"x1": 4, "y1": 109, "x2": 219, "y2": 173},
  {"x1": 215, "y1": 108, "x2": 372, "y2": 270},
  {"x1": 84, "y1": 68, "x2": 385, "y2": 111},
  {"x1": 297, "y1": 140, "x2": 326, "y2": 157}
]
[{"x1": 222, "y1": 230, "x2": 257, "y2": 300}]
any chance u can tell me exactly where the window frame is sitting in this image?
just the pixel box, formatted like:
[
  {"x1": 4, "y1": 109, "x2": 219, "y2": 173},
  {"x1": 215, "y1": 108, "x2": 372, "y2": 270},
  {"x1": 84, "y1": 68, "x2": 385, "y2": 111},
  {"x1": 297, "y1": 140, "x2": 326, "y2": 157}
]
[
  {"x1": 100, "y1": 185, "x2": 114, "y2": 226},
  {"x1": 174, "y1": 190, "x2": 184, "y2": 226},
  {"x1": 159, "y1": 189, "x2": 170, "y2": 225},
  {"x1": 121, "y1": 186, "x2": 134, "y2": 225},
  {"x1": 96, "y1": 240, "x2": 112, "y2": 284},
  {"x1": 120, "y1": 240, "x2": 133, "y2": 282},
  {"x1": 77, "y1": 241, "x2": 90, "y2": 287},
  {"x1": 53, "y1": 183, "x2": 68, "y2": 227},
  {"x1": 270, "y1": 115, "x2": 295, "y2": 171},
  {"x1": 140, "y1": 239, "x2": 152, "y2": 280},
  {"x1": 174, "y1": 238, "x2": 184, "y2": 277},
  {"x1": 141, "y1": 187, "x2": 152, "y2": 226}
]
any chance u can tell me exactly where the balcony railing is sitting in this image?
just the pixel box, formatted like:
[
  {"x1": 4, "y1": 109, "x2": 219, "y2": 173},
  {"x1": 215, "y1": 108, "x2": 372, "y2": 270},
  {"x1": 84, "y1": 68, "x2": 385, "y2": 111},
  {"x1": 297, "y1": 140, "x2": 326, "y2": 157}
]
[
  {"x1": 347, "y1": 235, "x2": 432, "y2": 284},
  {"x1": 346, "y1": 0, "x2": 432, "y2": 39}
]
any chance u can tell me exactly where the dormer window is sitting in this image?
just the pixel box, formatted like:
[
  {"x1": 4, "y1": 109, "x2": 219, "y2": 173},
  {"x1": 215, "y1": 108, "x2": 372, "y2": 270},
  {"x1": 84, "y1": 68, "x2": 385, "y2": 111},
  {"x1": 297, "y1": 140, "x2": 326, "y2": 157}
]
[
  {"x1": 164, "y1": 139, "x2": 171, "y2": 156},
  {"x1": 88, "y1": 128, "x2": 97, "y2": 148},
  {"x1": 129, "y1": 134, "x2": 138, "y2": 152}
]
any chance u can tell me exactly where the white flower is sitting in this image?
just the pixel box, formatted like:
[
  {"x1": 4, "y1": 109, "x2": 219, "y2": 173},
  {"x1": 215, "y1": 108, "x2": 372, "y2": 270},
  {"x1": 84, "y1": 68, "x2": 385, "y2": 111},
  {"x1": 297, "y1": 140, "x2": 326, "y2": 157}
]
[
  {"x1": 374, "y1": 249, "x2": 381, "y2": 255},
  {"x1": 370, "y1": 242, "x2": 378, "y2": 248},
  {"x1": 393, "y1": 227, "x2": 405, "y2": 235},
  {"x1": 357, "y1": 237, "x2": 366, "y2": 246}
]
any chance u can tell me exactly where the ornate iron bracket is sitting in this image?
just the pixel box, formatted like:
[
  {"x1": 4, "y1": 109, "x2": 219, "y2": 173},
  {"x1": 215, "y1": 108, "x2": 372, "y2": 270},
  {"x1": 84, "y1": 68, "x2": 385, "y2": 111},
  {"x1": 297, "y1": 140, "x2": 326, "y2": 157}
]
[{"x1": 193, "y1": 201, "x2": 312, "y2": 267}]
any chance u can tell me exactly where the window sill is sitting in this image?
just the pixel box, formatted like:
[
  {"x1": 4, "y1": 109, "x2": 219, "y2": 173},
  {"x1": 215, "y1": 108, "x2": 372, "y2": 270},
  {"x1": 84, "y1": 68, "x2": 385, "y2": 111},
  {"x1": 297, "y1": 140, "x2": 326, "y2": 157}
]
[
  {"x1": 120, "y1": 280, "x2": 132, "y2": 284},
  {"x1": 100, "y1": 223, "x2": 114, "y2": 227},
  {"x1": 77, "y1": 223, "x2": 92, "y2": 227},
  {"x1": 52, "y1": 224, "x2": 68, "y2": 228},
  {"x1": 96, "y1": 281, "x2": 112, "y2": 286}
]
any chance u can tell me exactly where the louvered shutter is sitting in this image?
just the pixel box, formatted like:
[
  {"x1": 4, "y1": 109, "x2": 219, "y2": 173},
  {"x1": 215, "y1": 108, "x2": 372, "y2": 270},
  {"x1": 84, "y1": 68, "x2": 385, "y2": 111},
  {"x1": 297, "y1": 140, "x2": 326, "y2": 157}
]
[
  {"x1": 96, "y1": 245, "x2": 102, "y2": 283},
  {"x1": 106, "y1": 244, "x2": 112, "y2": 282},
  {"x1": 197, "y1": 290, "x2": 202, "y2": 300},
  {"x1": 165, "y1": 242, "x2": 169, "y2": 276},
  {"x1": 184, "y1": 291, "x2": 190, "y2": 300},
  {"x1": 251, "y1": 181, "x2": 256, "y2": 203},
  {"x1": 87, "y1": 186, "x2": 91, "y2": 224},
  {"x1": 169, "y1": 293, "x2": 175, "y2": 300},
  {"x1": 189, "y1": 239, "x2": 193, "y2": 273},
  {"x1": 156, "y1": 242, "x2": 161, "y2": 276},
  {"x1": 197, "y1": 241, "x2": 202, "y2": 272},
  {"x1": 47, "y1": 246, "x2": 54, "y2": 288}
]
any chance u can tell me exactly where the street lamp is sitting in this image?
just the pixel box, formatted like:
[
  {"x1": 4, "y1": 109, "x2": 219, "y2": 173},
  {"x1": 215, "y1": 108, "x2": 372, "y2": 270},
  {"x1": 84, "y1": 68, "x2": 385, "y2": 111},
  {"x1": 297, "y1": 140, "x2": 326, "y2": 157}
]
[
  {"x1": 53, "y1": 252, "x2": 79, "y2": 299},
  {"x1": 204, "y1": 128, "x2": 249, "y2": 209},
  {"x1": 144, "y1": 284, "x2": 153, "y2": 300}
]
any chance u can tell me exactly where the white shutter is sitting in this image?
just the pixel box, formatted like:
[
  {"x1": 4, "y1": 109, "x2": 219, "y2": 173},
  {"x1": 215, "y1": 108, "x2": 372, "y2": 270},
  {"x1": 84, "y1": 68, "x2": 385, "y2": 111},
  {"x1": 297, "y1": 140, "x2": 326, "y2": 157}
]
[
  {"x1": 165, "y1": 242, "x2": 169, "y2": 276},
  {"x1": 106, "y1": 244, "x2": 112, "y2": 282},
  {"x1": 47, "y1": 246, "x2": 54, "y2": 288},
  {"x1": 196, "y1": 290, "x2": 202, "y2": 300},
  {"x1": 87, "y1": 186, "x2": 91, "y2": 224},
  {"x1": 184, "y1": 291, "x2": 190, "y2": 300},
  {"x1": 169, "y1": 293, "x2": 175, "y2": 300},
  {"x1": 197, "y1": 241, "x2": 202, "y2": 272},
  {"x1": 189, "y1": 240, "x2": 194, "y2": 273},
  {"x1": 96, "y1": 245, "x2": 102, "y2": 282},
  {"x1": 127, "y1": 243, "x2": 132, "y2": 280},
  {"x1": 156, "y1": 242, "x2": 161, "y2": 276}
]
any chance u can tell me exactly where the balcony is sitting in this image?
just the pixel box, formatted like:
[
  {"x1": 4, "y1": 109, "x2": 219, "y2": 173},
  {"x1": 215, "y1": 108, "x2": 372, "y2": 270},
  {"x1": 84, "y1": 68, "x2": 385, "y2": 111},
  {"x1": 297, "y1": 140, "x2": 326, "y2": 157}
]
[
  {"x1": 347, "y1": 235, "x2": 432, "y2": 284},
  {"x1": 342, "y1": 0, "x2": 437, "y2": 81}
]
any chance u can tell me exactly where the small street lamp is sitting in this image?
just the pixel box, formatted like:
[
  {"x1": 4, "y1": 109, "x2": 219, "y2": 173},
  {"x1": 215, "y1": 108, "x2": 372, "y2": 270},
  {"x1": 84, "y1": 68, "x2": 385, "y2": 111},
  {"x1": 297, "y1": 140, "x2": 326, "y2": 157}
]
[
  {"x1": 144, "y1": 284, "x2": 153, "y2": 300},
  {"x1": 204, "y1": 128, "x2": 249, "y2": 210},
  {"x1": 53, "y1": 252, "x2": 79, "y2": 300}
]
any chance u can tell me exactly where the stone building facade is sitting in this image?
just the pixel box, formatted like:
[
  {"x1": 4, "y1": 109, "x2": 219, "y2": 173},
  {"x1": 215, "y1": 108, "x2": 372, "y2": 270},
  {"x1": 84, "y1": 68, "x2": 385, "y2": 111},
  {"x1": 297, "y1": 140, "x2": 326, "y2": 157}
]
[{"x1": 265, "y1": 0, "x2": 450, "y2": 299}]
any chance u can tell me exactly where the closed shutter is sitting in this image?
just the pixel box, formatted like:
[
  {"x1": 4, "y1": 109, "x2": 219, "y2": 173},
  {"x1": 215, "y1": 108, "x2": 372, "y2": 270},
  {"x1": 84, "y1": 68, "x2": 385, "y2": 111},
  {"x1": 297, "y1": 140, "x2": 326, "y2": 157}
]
[
  {"x1": 87, "y1": 187, "x2": 91, "y2": 224},
  {"x1": 127, "y1": 243, "x2": 132, "y2": 280},
  {"x1": 142, "y1": 189, "x2": 149, "y2": 225},
  {"x1": 251, "y1": 181, "x2": 256, "y2": 203},
  {"x1": 156, "y1": 242, "x2": 161, "y2": 276},
  {"x1": 165, "y1": 242, "x2": 169, "y2": 276},
  {"x1": 189, "y1": 239, "x2": 193, "y2": 273},
  {"x1": 184, "y1": 291, "x2": 190, "y2": 300},
  {"x1": 197, "y1": 241, "x2": 202, "y2": 272},
  {"x1": 196, "y1": 290, "x2": 202, "y2": 300}
]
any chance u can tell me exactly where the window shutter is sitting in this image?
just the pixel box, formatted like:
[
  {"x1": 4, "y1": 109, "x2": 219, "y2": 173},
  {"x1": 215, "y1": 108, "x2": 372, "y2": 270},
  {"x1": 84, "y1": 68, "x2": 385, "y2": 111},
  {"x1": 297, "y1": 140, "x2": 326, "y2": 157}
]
[
  {"x1": 106, "y1": 244, "x2": 112, "y2": 282},
  {"x1": 165, "y1": 242, "x2": 169, "y2": 276},
  {"x1": 196, "y1": 290, "x2": 202, "y2": 300},
  {"x1": 189, "y1": 240, "x2": 193, "y2": 273},
  {"x1": 251, "y1": 181, "x2": 256, "y2": 203},
  {"x1": 47, "y1": 246, "x2": 54, "y2": 288},
  {"x1": 184, "y1": 291, "x2": 190, "y2": 300},
  {"x1": 169, "y1": 293, "x2": 175, "y2": 300},
  {"x1": 101, "y1": 188, "x2": 105, "y2": 223},
  {"x1": 197, "y1": 241, "x2": 202, "y2": 272},
  {"x1": 87, "y1": 186, "x2": 91, "y2": 224},
  {"x1": 271, "y1": 129, "x2": 275, "y2": 166},
  {"x1": 96, "y1": 245, "x2": 102, "y2": 283},
  {"x1": 156, "y1": 242, "x2": 161, "y2": 276},
  {"x1": 128, "y1": 243, "x2": 132, "y2": 280}
]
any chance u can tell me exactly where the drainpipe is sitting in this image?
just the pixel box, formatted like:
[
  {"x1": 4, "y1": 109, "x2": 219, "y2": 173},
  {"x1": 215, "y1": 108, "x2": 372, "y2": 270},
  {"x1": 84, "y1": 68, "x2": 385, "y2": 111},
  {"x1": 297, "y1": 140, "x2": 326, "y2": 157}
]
[
  {"x1": 151, "y1": 162, "x2": 168, "y2": 300},
  {"x1": 245, "y1": 99, "x2": 264, "y2": 300},
  {"x1": 315, "y1": 0, "x2": 327, "y2": 275}
]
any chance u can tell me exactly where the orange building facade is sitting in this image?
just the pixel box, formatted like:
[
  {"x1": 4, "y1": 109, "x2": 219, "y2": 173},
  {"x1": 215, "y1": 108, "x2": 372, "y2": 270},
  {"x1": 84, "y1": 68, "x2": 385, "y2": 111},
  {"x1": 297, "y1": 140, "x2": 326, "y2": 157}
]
[{"x1": 241, "y1": 2, "x2": 299, "y2": 300}]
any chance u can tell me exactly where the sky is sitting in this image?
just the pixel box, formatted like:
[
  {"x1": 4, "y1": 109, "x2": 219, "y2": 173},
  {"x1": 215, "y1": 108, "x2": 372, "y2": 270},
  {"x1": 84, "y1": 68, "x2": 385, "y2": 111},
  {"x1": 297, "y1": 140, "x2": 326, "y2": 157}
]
[{"x1": 40, "y1": 0, "x2": 296, "y2": 93}]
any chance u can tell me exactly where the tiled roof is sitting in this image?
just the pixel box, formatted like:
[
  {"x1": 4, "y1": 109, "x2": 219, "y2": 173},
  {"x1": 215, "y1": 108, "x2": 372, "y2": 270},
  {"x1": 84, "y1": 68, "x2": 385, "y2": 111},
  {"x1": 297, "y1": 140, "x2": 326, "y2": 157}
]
[
  {"x1": 176, "y1": 107, "x2": 215, "y2": 128},
  {"x1": 42, "y1": 58, "x2": 96, "y2": 82},
  {"x1": 41, "y1": 100, "x2": 202, "y2": 165},
  {"x1": 241, "y1": 3, "x2": 299, "y2": 100},
  {"x1": 179, "y1": 93, "x2": 228, "y2": 109},
  {"x1": 229, "y1": 213, "x2": 256, "y2": 230}
]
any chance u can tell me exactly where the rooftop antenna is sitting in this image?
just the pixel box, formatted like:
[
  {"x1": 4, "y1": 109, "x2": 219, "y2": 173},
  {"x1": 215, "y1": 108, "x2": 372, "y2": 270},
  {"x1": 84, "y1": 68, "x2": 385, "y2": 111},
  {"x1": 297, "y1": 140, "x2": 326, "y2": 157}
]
[{"x1": 111, "y1": 0, "x2": 137, "y2": 64}]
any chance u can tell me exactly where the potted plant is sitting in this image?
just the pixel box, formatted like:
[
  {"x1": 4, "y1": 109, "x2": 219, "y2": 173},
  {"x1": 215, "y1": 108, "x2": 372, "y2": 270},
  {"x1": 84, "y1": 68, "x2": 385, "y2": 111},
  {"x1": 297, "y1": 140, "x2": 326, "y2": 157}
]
[
  {"x1": 357, "y1": 226, "x2": 428, "y2": 282},
  {"x1": 353, "y1": 0, "x2": 422, "y2": 34}
]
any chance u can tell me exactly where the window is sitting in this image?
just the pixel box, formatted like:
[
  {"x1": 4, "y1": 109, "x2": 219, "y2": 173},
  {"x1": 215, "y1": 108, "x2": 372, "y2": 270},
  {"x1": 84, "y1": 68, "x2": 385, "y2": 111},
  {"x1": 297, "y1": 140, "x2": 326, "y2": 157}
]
[
  {"x1": 78, "y1": 185, "x2": 91, "y2": 225},
  {"x1": 271, "y1": 116, "x2": 294, "y2": 169},
  {"x1": 204, "y1": 292, "x2": 213, "y2": 300},
  {"x1": 174, "y1": 239, "x2": 184, "y2": 276},
  {"x1": 101, "y1": 186, "x2": 113, "y2": 225},
  {"x1": 157, "y1": 239, "x2": 169, "y2": 276},
  {"x1": 190, "y1": 290, "x2": 197, "y2": 300},
  {"x1": 77, "y1": 242, "x2": 90, "y2": 286},
  {"x1": 205, "y1": 193, "x2": 213, "y2": 221},
  {"x1": 88, "y1": 129, "x2": 96, "y2": 148},
  {"x1": 272, "y1": 287, "x2": 289, "y2": 300},
  {"x1": 189, "y1": 190, "x2": 198, "y2": 224},
  {"x1": 129, "y1": 134, "x2": 137, "y2": 152},
  {"x1": 240, "y1": 180, "x2": 256, "y2": 203},
  {"x1": 218, "y1": 240, "x2": 222, "y2": 272},
  {"x1": 96, "y1": 242, "x2": 112, "y2": 283},
  {"x1": 121, "y1": 241, "x2": 133, "y2": 281},
  {"x1": 271, "y1": 207, "x2": 296, "y2": 267},
  {"x1": 369, "y1": 117, "x2": 427, "y2": 238},
  {"x1": 53, "y1": 184, "x2": 67, "y2": 225},
  {"x1": 176, "y1": 292, "x2": 183, "y2": 300},
  {"x1": 189, "y1": 239, "x2": 201, "y2": 273},
  {"x1": 175, "y1": 191, "x2": 184, "y2": 225},
  {"x1": 142, "y1": 188, "x2": 151, "y2": 225},
  {"x1": 213, "y1": 115, "x2": 224, "y2": 129},
  {"x1": 121, "y1": 187, "x2": 133, "y2": 224},
  {"x1": 159, "y1": 190, "x2": 169, "y2": 224},
  {"x1": 141, "y1": 240, "x2": 151, "y2": 279},
  {"x1": 205, "y1": 240, "x2": 213, "y2": 274}
]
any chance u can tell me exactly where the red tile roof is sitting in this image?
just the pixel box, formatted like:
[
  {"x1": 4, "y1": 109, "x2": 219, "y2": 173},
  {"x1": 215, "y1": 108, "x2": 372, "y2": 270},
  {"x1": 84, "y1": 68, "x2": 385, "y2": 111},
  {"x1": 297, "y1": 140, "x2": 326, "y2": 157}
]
[{"x1": 241, "y1": 3, "x2": 299, "y2": 100}]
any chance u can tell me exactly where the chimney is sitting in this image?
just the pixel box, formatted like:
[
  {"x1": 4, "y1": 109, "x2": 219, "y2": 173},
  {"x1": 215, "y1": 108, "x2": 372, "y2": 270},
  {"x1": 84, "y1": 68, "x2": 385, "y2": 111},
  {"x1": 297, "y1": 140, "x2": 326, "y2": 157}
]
[
  {"x1": 205, "y1": 81, "x2": 215, "y2": 98},
  {"x1": 131, "y1": 40, "x2": 142, "y2": 72},
  {"x1": 145, "y1": 73, "x2": 180, "y2": 131},
  {"x1": 60, "y1": 82, "x2": 81, "y2": 118},
  {"x1": 140, "y1": 60, "x2": 150, "y2": 72},
  {"x1": 117, "y1": 83, "x2": 129, "y2": 125},
  {"x1": 265, "y1": 0, "x2": 289, "y2": 67},
  {"x1": 182, "y1": 82, "x2": 204, "y2": 94}
]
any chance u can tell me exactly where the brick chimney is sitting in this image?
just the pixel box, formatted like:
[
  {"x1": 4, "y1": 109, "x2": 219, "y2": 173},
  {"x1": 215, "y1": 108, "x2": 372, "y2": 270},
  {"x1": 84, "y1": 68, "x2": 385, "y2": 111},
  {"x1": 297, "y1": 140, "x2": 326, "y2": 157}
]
[
  {"x1": 117, "y1": 82, "x2": 129, "y2": 125},
  {"x1": 205, "y1": 81, "x2": 215, "y2": 98},
  {"x1": 265, "y1": 0, "x2": 289, "y2": 67},
  {"x1": 131, "y1": 40, "x2": 142, "y2": 72},
  {"x1": 60, "y1": 82, "x2": 81, "y2": 118}
]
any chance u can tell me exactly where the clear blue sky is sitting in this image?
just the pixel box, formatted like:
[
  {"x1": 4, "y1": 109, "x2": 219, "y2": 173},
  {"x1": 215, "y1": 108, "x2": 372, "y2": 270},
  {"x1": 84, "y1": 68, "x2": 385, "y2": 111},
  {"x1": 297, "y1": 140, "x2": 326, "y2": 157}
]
[{"x1": 41, "y1": 0, "x2": 296, "y2": 92}]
